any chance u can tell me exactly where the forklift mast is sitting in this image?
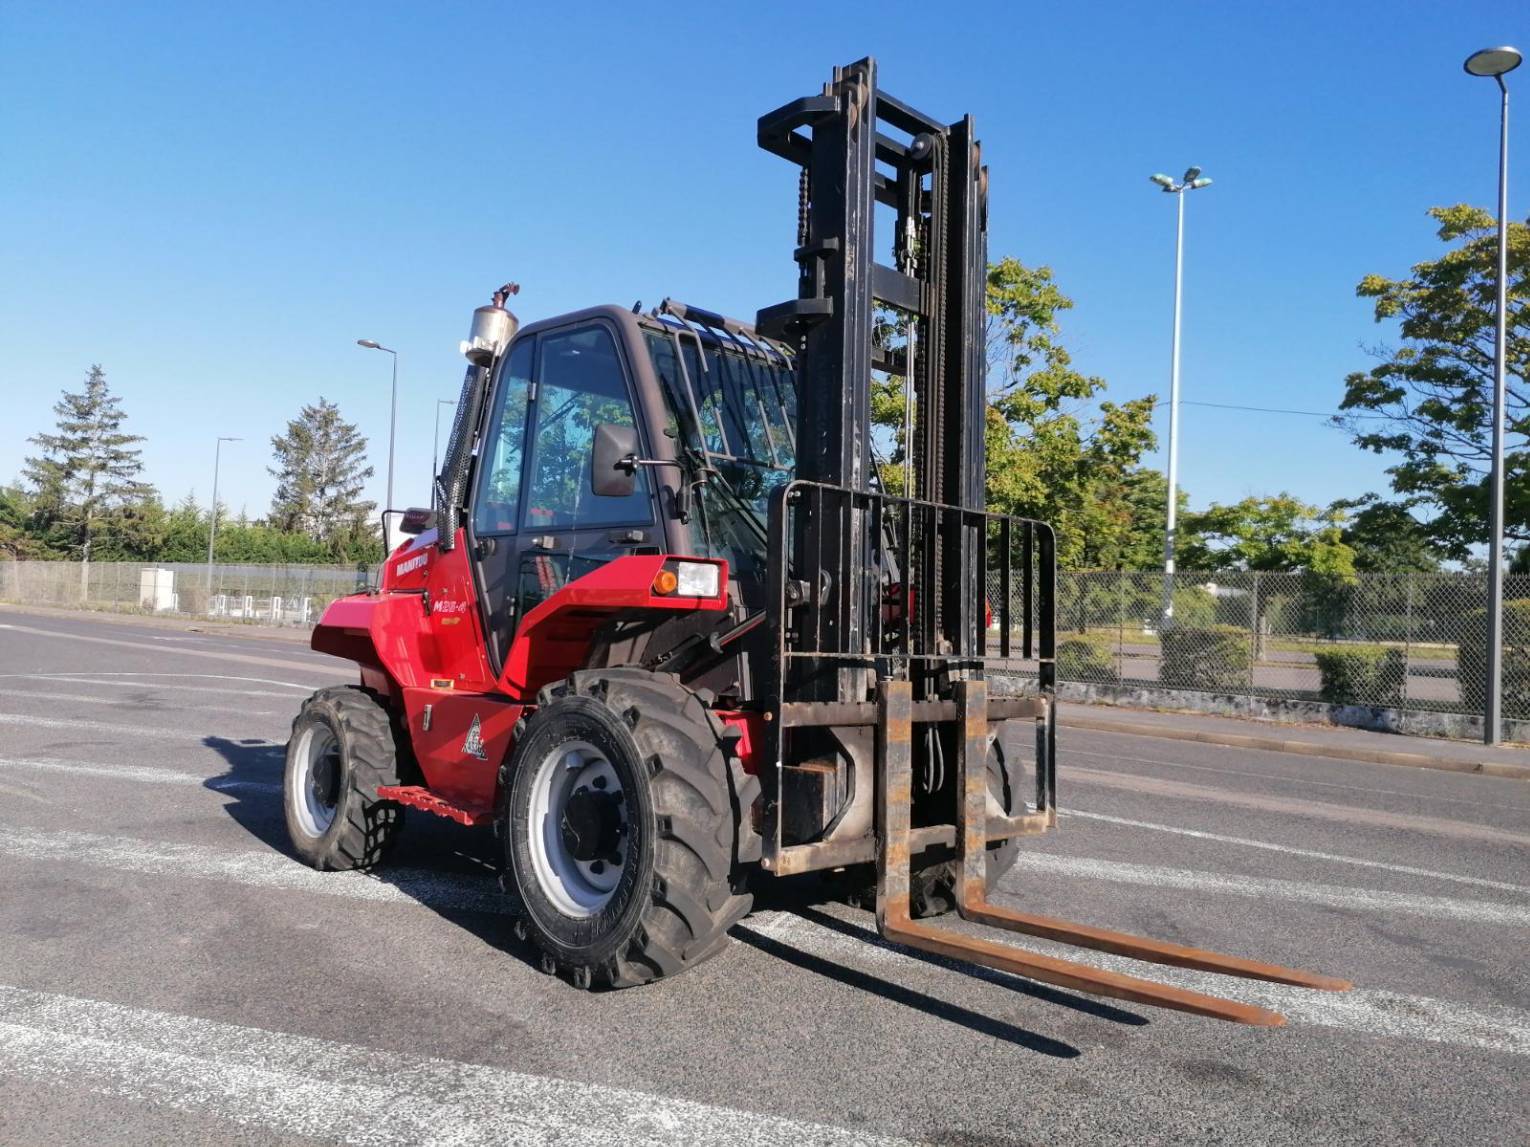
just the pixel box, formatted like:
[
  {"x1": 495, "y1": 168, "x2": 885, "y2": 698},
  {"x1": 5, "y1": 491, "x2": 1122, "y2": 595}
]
[
  {"x1": 757, "y1": 56, "x2": 990, "y2": 684},
  {"x1": 751, "y1": 57, "x2": 1060, "y2": 880}
]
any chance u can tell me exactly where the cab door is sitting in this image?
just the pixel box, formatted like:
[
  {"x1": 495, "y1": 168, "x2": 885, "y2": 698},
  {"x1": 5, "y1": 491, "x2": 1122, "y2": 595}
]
[{"x1": 468, "y1": 320, "x2": 658, "y2": 683}]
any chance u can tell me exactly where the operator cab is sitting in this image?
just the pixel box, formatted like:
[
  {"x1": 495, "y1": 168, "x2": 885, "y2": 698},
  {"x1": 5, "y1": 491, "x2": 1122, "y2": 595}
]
[{"x1": 449, "y1": 301, "x2": 795, "y2": 698}]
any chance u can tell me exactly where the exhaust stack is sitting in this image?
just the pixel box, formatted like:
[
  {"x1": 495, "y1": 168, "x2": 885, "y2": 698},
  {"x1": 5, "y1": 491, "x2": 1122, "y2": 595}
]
[{"x1": 461, "y1": 281, "x2": 520, "y2": 365}]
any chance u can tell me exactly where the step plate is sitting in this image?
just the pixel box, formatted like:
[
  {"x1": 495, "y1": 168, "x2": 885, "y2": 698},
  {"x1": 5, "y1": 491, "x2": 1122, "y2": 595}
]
[{"x1": 376, "y1": 785, "x2": 493, "y2": 827}]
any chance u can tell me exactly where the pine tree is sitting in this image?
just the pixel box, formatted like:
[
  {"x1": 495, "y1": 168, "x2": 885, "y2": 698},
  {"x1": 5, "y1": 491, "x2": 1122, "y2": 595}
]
[
  {"x1": 268, "y1": 398, "x2": 378, "y2": 549},
  {"x1": 23, "y1": 365, "x2": 155, "y2": 569}
]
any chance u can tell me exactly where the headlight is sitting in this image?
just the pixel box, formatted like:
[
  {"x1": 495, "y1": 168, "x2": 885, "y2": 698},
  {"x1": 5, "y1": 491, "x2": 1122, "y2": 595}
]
[{"x1": 674, "y1": 561, "x2": 720, "y2": 598}]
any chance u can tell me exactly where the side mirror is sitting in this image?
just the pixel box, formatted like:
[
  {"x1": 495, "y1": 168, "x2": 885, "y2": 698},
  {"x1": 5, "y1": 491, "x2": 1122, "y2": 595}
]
[
  {"x1": 591, "y1": 422, "x2": 639, "y2": 497},
  {"x1": 398, "y1": 507, "x2": 437, "y2": 535}
]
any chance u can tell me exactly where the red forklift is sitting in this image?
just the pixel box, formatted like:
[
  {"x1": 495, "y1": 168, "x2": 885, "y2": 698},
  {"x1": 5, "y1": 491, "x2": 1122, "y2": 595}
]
[{"x1": 285, "y1": 58, "x2": 1348, "y2": 1023}]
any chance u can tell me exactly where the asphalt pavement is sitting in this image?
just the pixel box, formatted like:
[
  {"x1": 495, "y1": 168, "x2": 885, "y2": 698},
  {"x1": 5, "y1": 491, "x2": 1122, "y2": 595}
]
[{"x1": 1, "y1": 609, "x2": 1527, "y2": 1145}]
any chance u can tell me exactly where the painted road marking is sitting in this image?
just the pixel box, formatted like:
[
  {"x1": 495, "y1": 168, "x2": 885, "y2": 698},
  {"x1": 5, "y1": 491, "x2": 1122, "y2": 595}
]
[
  {"x1": 0, "y1": 984, "x2": 902, "y2": 1147},
  {"x1": 3, "y1": 822, "x2": 1527, "y2": 1057},
  {"x1": 0, "y1": 622, "x2": 337, "y2": 677},
  {"x1": 1007, "y1": 853, "x2": 1530, "y2": 927},
  {"x1": 1065, "y1": 740, "x2": 1530, "y2": 811},
  {"x1": 0, "y1": 712, "x2": 280, "y2": 743},
  {"x1": 0, "y1": 688, "x2": 280, "y2": 715},
  {"x1": 5, "y1": 672, "x2": 310, "y2": 700},
  {"x1": 1063, "y1": 809, "x2": 1530, "y2": 895},
  {"x1": 0, "y1": 757, "x2": 279, "y2": 793},
  {"x1": 0, "y1": 825, "x2": 507, "y2": 913},
  {"x1": 742, "y1": 911, "x2": 1530, "y2": 1058},
  {"x1": 0, "y1": 671, "x2": 314, "y2": 692},
  {"x1": 1067, "y1": 765, "x2": 1530, "y2": 847}
]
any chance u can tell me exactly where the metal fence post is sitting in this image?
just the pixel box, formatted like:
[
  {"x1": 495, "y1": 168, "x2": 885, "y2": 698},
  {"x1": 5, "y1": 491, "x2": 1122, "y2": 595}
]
[
  {"x1": 1402, "y1": 574, "x2": 1414, "y2": 710},
  {"x1": 1117, "y1": 569, "x2": 1126, "y2": 682},
  {"x1": 1247, "y1": 572, "x2": 1259, "y2": 715}
]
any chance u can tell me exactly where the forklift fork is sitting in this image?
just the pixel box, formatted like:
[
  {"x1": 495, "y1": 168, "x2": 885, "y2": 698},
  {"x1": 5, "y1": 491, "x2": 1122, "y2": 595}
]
[{"x1": 873, "y1": 679, "x2": 1352, "y2": 1026}]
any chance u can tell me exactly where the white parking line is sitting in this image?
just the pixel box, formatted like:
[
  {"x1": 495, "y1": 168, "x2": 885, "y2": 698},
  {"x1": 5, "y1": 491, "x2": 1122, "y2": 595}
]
[
  {"x1": 0, "y1": 712, "x2": 280, "y2": 743},
  {"x1": 0, "y1": 622, "x2": 337, "y2": 676},
  {"x1": 741, "y1": 911, "x2": 1530, "y2": 1057},
  {"x1": 4, "y1": 822, "x2": 1527, "y2": 1058},
  {"x1": 0, "y1": 671, "x2": 313, "y2": 692},
  {"x1": 1063, "y1": 809, "x2": 1530, "y2": 895},
  {"x1": 0, "y1": 757, "x2": 279, "y2": 793},
  {"x1": 1064, "y1": 741, "x2": 1530, "y2": 811},
  {"x1": 1007, "y1": 853, "x2": 1530, "y2": 927},
  {"x1": 0, "y1": 825, "x2": 506, "y2": 913},
  {"x1": 0, "y1": 984, "x2": 901, "y2": 1147},
  {"x1": 0, "y1": 689, "x2": 280, "y2": 716}
]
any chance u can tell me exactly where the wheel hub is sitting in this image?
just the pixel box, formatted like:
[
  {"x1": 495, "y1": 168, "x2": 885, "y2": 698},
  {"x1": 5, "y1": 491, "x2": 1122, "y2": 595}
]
[
  {"x1": 310, "y1": 754, "x2": 340, "y2": 810},
  {"x1": 527, "y1": 742, "x2": 629, "y2": 917},
  {"x1": 560, "y1": 788, "x2": 624, "y2": 862}
]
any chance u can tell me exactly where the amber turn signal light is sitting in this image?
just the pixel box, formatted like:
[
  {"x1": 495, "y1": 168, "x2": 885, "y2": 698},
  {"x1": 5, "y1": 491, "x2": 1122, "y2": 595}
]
[{"x1": 652, "y1": 569, "x2": 679, "y2": 595}]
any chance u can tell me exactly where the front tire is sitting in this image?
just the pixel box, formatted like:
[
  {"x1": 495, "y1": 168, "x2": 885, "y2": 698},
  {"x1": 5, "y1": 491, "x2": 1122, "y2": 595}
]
[
  {"x1": 499, "y1": 669, "x2": 758, "y2": 989},
  {"x1": 284, "y1": 685, "x2": 405, "y2": 870}
]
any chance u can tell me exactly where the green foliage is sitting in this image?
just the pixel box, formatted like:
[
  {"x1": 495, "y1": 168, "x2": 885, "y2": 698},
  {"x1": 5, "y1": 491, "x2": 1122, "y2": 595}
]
[
  {"x1": 1332, "y1": 495, "x2": 1446, "y2": 573},
  {"x1": 1335, "y1": 205, "x2": 1529, "y2": 557},
  {"x1": 1459, "y1": 599, "x2": 1530, "y2": 718},
  {"x1": 1170, "y1": 584, "x2": 1217, "y2": 627},
  {"x1": 873, "y1": 257, "x2": 1160, "y2": 568},
  {"x1": 1314, "y1": 647, "x2": 1406, "y2": 707},
  {"x1": 0, "y1": 485, "x2": 49, "y2": 558},
  {"x1": 269, "y1": 398, "x2": 378, "y2": 548},
  {"x1": 23, "y1": 365, "x2": 155, "y2": 563},
  {"x1": 1056, "y1": 637, "x2": 1119, "y2": 684},
  {"x1": 1160, "y1": 625, "x2": 1251, "y2": 692},
  {"x1": 1177, "y1": 494, "x2": 1357, "y2": 576}
]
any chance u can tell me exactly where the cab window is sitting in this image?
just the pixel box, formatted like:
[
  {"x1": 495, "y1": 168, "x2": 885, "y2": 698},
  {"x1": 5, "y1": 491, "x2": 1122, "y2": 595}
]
[
  {"x1": 472, "y1": 338, "x2": 533, "y2": 535},
  {"x1": 523, "y1": 325, "x2": 651, "y2": 530}
]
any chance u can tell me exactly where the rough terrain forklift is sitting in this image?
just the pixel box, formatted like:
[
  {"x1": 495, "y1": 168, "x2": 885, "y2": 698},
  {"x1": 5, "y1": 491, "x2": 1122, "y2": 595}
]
[{"x1": 285, "y1": 58, "x2": 1348, "y2": 1024}]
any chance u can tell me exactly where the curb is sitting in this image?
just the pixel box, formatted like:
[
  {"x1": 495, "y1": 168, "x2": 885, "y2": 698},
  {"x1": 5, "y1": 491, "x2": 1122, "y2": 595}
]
[{"x1": 1060, "y1": 714, "x2": 1530, "y2": 781}]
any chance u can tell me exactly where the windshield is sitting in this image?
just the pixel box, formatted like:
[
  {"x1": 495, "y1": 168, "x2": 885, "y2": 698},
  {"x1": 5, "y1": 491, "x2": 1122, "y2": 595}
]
[{"x1": 643, "y1": 327, "x2": 796, "y2": 581}]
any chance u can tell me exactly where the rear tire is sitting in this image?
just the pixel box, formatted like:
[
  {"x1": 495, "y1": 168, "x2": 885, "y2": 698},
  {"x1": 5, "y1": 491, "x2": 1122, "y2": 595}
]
[
  {"x1": 499, "y1": 669, "x2": 759, "y2": 988},
  {"x1": 284, "y1": 685, "x2": 405, "y2": 871}
]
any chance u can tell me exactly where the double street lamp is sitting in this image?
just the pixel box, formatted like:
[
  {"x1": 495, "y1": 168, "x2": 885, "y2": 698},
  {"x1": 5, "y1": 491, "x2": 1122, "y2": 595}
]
[
  {"x1": 356, "y1": 339, "x2": 399, "y2": 553},
  {"x1": 1148, "y1": 166, "x2": 1213, "y2": 624},
  {"x1": 1464, "y1": 45, "x2": 1522, "y2": 745}
]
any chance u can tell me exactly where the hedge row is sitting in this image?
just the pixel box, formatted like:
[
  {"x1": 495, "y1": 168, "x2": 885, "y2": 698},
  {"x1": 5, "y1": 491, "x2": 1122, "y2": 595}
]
[{"x1": 1314, "y1": 648, "x2": 1406, "y2": 707}]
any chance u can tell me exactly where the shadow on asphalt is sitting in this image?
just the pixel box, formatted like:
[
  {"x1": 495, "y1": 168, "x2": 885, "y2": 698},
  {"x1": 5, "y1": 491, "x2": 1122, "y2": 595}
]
[
  {"x1": 198, "y1": 734, "x2": 1128, "y2": 1053},
  {"x1": 199, "y1": 734, "x2": 537, "y2": 974},
  {"x1": 730, "y1": 923, "x2": 1082, "y2": 1058}
]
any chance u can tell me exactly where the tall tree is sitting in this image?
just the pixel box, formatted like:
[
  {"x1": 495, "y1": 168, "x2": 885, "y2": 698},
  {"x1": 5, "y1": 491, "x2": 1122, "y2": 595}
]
[
  {"x1": 1176, "y1": 494, "x2": 1357, "y2": 576},
  {"x1": 268, "y1": 398, "x2": 378, "y2": 553},
  {"x1": 1335, "y1": 205, "x2": 1528, "y2": 558},
  {"x1": 1330, "y1": 494, "x2": 1446, "y2": 573},
  {"x1": 871, "y1": 258, "x2": 1159, "y2": 569},
  {"x1": 23, "y1": 365, "x2": 154, "y2": 567}
]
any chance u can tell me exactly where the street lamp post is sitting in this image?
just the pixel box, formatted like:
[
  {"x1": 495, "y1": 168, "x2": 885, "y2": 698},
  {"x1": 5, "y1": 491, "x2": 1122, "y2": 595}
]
[
  {"x1": 432, "y1": 398, "x2": 457, "y2": 508},
  {"x1": 356, "y1": 339, "x2": 399, "y2": 553},
  {"x1": 1464, "y1": 45, "x2": 1522, "y2": 746},
  {"x1": 1149, "y1": 167, "x2": 1213, "y2": 624},
  {"x1": 206, "y1": 436, "x2": 242, "y2": 592}
]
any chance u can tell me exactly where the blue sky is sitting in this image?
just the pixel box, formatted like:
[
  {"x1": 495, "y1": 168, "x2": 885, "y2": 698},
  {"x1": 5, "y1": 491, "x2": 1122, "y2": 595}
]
[{"x1": 1, "y1": 1, "x2": 1524, "y2": 523}]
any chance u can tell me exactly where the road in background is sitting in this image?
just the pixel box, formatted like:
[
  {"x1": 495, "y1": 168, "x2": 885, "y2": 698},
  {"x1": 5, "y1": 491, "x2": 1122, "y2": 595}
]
[{"x1": 0, "y1": 610, "x2": 1526, "y2": 1145}]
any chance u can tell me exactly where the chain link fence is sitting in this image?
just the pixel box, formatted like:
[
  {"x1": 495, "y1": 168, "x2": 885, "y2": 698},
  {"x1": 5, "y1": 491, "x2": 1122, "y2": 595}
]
[
  {"x1": 3, "y1": 559, "x2": 1521, "y2": 737},
  {"x1": 1002, "y1": 569, "x2": 1530, "y2": 737},
  {"x1": 0, "y1": 560, "x2": 374, "y2": 627}
]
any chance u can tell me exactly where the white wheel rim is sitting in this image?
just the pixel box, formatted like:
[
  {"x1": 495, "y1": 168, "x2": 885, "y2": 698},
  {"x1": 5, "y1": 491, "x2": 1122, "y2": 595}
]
[
  {"x1": 527, "y1": 740, "x2": 628, "y2": 918},
  {"x1": 290, "y1": 725, "x2": 341, "y2": 837}
]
